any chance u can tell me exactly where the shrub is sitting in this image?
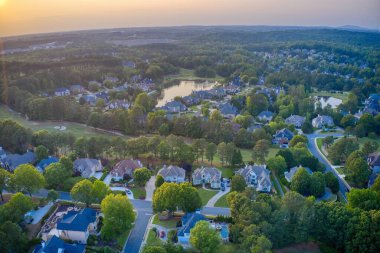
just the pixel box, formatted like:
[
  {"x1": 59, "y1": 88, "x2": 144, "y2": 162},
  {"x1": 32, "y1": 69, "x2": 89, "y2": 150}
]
[{"x1": 167, "y1": 229, "x2": 178, "y2": 243}]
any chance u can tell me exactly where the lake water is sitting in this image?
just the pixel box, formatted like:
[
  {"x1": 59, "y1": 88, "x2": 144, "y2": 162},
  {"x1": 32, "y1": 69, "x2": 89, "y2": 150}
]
[
  {"x1": 156, "y1": 81, "x2": 216, "y2": 107},
  {"x1": 315, "y1": 96, "x2": 343, "y2": 109}
]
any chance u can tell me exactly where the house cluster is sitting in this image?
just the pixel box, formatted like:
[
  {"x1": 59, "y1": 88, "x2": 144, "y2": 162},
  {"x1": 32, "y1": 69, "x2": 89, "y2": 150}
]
[
  {"x1": 0, "y1": 147, "x2": 36, "y2": 172},
  {"x1": 37, "y1": 205, "x2": 100, "y2": 252}
]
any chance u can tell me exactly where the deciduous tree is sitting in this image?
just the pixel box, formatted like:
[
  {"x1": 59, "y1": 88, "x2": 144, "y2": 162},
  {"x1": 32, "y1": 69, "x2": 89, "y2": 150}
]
[
  {"x1": 13, "y1": 164, "x2": 45, "y2": 196},
  {"x1": 190, "y1": 220, "x2": 221, "y2": 253}
]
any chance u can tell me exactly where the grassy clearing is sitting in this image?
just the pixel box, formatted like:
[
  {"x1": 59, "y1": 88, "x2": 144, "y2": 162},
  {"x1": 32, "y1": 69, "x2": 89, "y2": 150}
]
[
  {"x1": 152, "y1": 215, "x2": 178, "y2": 229},
  {"x1": 164, "y1": 68, "x2": 224, "y2": 82},
  {"x1": 0, "y1": 105, "x2": 121, "y2": 138},
  {"x1": 214, "y1": 193, "x2": 229, "y2": 207},
  {"x1": 130, "y1": 187, "x2": 146, "y2": 199},
  {"x1": 197, "y1": 188, "x2": 218, "y2": 206}
]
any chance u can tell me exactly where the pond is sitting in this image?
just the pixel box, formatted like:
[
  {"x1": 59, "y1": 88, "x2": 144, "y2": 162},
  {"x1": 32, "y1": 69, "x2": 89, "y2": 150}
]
[
  {"x1": 156, "y1": 81, "x2": 216, "y2": 107},
  {"x1": 315, "y1": 96, "x2": 342, "y2": 109}
]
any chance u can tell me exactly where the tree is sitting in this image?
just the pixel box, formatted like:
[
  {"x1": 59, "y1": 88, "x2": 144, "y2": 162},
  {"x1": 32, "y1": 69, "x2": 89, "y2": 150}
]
[
  {"x1": 190, "y1": 220, "x2": 221, "y2": 253},
  {"x1": 267, "y1": 156, "x2": 287, "y2": 175},
  {"x1": 301, "y1": 121, "x2": 313, "y2": 134},
  {"x1": 36, "y1": 145, "x2": 49, "y2": 161},
  {"x1": 210, "y1": 110, "x2": 223, "y2": 122},
  {"x1": 47, "y1": 189, "x2": 59, "y2": 202},
  {"x1": 251, "y1": 235, "x2": 273, "y2": 253},
  {"x1": 345, "y1": 152, "x2": 371, "y2": 188},
  {"x1": 13, "y1": 164, "x2": 45, "y2": 196},
  {"x1": 328, "y1": 138, "x2": 359, "y2": 164},
  {"x1": 70, "y1": 179, "x2": 94, "y2": 206},
  {"x1": 155, "y1": 175, "x2": 165, "y2": 188},
  {"x1": 134, "y1": 168, "x2": 152, "y2": 187},
  {"x1": 347, "y1": 188, "x2": 380, "y2": 211},
  {"x1": 92, "y1": 180, "x2": 109, "y2": 204},
  {"x1": 361, "y1": 141, "x2": 379, "y2": 156},
  {"x1": 231, "y1": 149, "x2": 243, "y2": 166},
  {"x1": 153, "y1": 183, "x2": 180, "y2": 214},
  {"x1": 44, "y1": 162, "x2": 71, "y2": 189},
  {"x1": 142, "y1": 246, "x2": 166, "y2": 253},
  {"x1": 322, "y1": 136, "x2": 334, "y2": 148},
  {"x1": 0, "y1": 168, "x2": 12, "y2": 201},
  {"x1": 340, "y1": 114, "x2": 356, "y2": 129},
  {"x1": 231, "y1": 175, "x2": 247, "y2": 192},
  {"x1": 276, "y1": 149, "x2": 295, "y2": 168},
  {"x1": 206, "y1": 143, "x2": 217, "y2": 165},
  {"x1": 101, "y1": 194, "x2": 135, "y2": 239},
  {"x1": 324, "y1": 172, "x2": 339, "y2": 194},
  {"x1": 0, "y1": 192, "x2": 33, "y2": 223},
  {"x1": 291, "y1": 167, "x2": 311, "y2": 196},
  {"x1": 289, "y1": 135, "x2": 307, "y2": 148},
  {"x1": 178, "y1": 183, "x2": 202, "y2": 213},
  {"x1": 217, "y1": 142, "x2": 227, "y2": 165},
  {"x1": 0, "y1": 221, "x2": 28, "y2": 253},
  {"x1": 372, "y1": 176, "x2": 380, "y2": 192},
  {"x1": 252, "y1": 139, "x2": 270, "y2": 164},
  {"x1": 310, "y1": 172, "x2": 326, "y2": 198},
  {"x1": 59, "y1": 156, "x2": 73, "y2": 174}
]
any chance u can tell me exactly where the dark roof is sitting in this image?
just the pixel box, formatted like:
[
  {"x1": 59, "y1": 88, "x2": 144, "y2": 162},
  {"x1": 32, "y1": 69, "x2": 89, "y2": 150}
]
[
  {"x1": 37, "y1": 157, "x2": 59, "y2": 171},
  {"x1": 274, "y1": 128, "x2": 294, "y2": 140},
  {"x1": 34, "y1": 236, "x2": 85, "y2": 253},
  {"x1": 219, "y1": 103, "x2": 238, "y2": 116},
  {"x1": 2, "y1": 151, "x2": 36, "y2": 171},
  {"x1": 57, "y1": 208, "x2": 97, "y2": 232},
  {"x1": 56, "y1": 87, "x2": 69, "y2": 92},
  {"x1": 178, "y1": 213, "x2": 207, "y2": 236},
  {"x1": 368, "y1": 153, "x2": 380, "y2": 167}
]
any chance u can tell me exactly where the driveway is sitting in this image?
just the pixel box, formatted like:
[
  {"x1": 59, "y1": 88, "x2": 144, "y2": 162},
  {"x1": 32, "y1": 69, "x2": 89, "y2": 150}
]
[
  {"x1": 201, "y1": 206, "x2": 230, "y2": 216},
  {"x1": 205, "y1": 187, "x2": 230, "y2": 207},
  {"x1": 123, "y1": 200, "x2": 153, "y2": 253},
  {"x1": 110, "y1": 186, "x2": 134, "y2": 199},
  {"x1": 30, "y1": 202, "x2": 54, "y2": 224},
  {"x1": 103, "y1": 174, "x2": 112, "y2": 186},
  {"x1": 306, "y1": 132, "x2": 349, "y2": 201},
  {"x1": 145, "y1": 176, "x2": 156, "y2": 201}
]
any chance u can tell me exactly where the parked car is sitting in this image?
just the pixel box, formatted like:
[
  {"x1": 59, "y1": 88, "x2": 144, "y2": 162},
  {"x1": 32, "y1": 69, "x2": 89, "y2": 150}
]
[{"x1": 126, "y1": 189, "x2": 132, "y2": 194}]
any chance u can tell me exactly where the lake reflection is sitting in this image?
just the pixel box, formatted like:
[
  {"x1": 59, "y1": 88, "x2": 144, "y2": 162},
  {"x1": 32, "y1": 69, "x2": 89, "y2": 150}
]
[{"x1": 156, "y1": 81, "x2": 216, "y2": 107}]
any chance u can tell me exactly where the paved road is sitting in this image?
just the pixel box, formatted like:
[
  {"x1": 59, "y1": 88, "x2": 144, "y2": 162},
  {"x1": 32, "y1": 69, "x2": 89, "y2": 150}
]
[
  {"x1": 124, "y1": 200, "x2": 153, "y2": 253},
  {"x1": 306, "y1": 132, "x2": 349, "y2": 201},
  {"x1": 145, "y1": 176, "x2": 156, "y2": 201}
]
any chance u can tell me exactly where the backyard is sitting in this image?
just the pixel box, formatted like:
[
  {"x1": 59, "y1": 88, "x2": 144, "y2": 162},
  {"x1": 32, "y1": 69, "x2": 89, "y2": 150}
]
[{"x1": 152, "y1": 215, "x2": 178, "y2": 229}]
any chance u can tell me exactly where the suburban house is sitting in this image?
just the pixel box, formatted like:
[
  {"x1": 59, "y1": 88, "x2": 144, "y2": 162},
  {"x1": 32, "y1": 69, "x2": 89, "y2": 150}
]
[
  {"x1": 182, "y1": 95, "x2": 201, "y2": 106},
  {"x1": 56, "y1": 208, "x2": 99, "y2": 244},
  {"x1": 0, "y1": 151, "x2": 36, "y2": 171},
  {"x1": 192, "y1": 90, "x2": 213, "y2": 100},
  {"x1": 284, "y1": 166, "x2": 313, "y2": 182},
  {"x1": 312, "y1": 115, "x2": 334, "y2": 128},
  {"x1": 209, "y1": 87, "x2": 226, "y2": 98},
  {"x1": 70, "y1": 84, "x2": 85, "y2": 94},
  {"x1": 363, "y1": 93, "x2": 380, "y2": 115},
  {"x1": 247, "y1": 124, "x2": 262, "y2": 133},
  {"x1": 192, "y1": 167, "x2": 222, "y2": 189},
  {"x1": 368, "y1": 152, "x2": 380, "y2": 173},
  {"x1": 106, "y1": 99, "x2": 130, "y2": 110},
  {"x1": 158, "y1": 165, "x2": 186, "y2": 183},
  {"x1": 34, "y1": 235, "x2": 85, "y2": 253},
  {"x1": 81, "y1": 94, "x2": 97, "y2": 106},
  {"x1": 219, "y1": 102, "x2": 238, "y2": 119},
  {"x1": 73, "y1": 158, "x2": 103, "y2": 178},
  {"x1": 160, "y1": 101, "x2": 187, "y2": 113},
  {"x1": 178, "y1": 212, "x2": 229, "y2": 245},
  {"x1": 110, "y1": 159, "x2": 143, "y2": 180},
  {"x1": 54, "y1": 87, "x2": 70, "y2": 96},
  {"x1": 37, "y1": 157, "x2": 59, "y2": 172},
  {"x1": 223, "y1": 84, "x2": 240, "y2": 95},
  {"x1": 236, "y1": 164, "x2": 271, "y2": 192},
  {"x1": 285, "y1": 115, "x2": 305, "y2": 128},
  {"x1": 272, "y1": 128, "x2": 295, "y2": 147},
  {"x1": 258, "y1": 110, "x2": 274, "y2": 122}
]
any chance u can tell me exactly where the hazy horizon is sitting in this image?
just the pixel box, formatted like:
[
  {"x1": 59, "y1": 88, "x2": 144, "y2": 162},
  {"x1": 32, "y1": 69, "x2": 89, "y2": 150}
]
[{"x1": 0, "y1": 0, "x2": 379, "y2": 37}]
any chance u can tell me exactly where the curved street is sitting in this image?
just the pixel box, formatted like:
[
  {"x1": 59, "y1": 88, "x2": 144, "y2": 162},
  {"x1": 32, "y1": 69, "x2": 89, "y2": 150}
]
[{"x1": 305, "y1": 131, "x2": 349, "y2": 201}]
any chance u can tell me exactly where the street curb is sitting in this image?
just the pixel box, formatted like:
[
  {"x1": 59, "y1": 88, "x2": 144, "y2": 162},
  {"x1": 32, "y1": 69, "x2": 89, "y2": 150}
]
[
  {"x1": 122, "y1": 210, "x2": 138, "y2": 253},
  {"x1": 138, "y1": 214, "x2": 155, "y2": 253}
]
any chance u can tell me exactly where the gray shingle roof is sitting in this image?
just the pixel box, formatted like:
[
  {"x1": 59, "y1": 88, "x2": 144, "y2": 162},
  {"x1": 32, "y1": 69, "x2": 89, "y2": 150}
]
[{"x1": 158, "y1": 165, "x2": 186, "y2": 179}]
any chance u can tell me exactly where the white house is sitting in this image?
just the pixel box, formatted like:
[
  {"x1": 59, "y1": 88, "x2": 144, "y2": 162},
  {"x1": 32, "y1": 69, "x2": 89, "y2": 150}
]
[
  {"x1": 73, "y1": 158, "x2": 103, "y2": 178},
  {"x1": 54, "y1": 88, "x2": 70, "y2": 96},
  {"x1": 236, "y1": 164, "x2": 271, "y2": 192},
  {"x1": 312, "y1": 115, "x2": 334, "y2": 128},
  {"x1": 192, "y1": 167, "x2": 221, "y2": 189},
  {"x1": 158, "y1": 165, "x2": 186, "y2": 183}
]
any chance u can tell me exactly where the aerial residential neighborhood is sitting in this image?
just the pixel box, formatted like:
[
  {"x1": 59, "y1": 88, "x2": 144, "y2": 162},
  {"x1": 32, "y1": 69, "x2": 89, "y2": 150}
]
[{"x1": 1, "y1": 1, "x2": 380, "y2": 253}]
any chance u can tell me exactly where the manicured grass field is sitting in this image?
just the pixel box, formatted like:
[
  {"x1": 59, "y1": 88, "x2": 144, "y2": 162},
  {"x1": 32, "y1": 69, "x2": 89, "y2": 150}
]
[
  {"x1": 214, "y1": 193, "x2": 229, "y2": 208},
  {"x1": 152, "y1": 215, "x2": 178, "y2": 229},
  {"x1": 130, "y1": 187, "x2": 146, "y2": 199},
  {"x1": 197, "y1": 188, "x2": 218, "y2": 206},
  {"x1": 146, "y1": 229, "x2": 162, "y2": 246},
  {"x1": 0, "y1": 105, "x2": 121, "y2": 138}
]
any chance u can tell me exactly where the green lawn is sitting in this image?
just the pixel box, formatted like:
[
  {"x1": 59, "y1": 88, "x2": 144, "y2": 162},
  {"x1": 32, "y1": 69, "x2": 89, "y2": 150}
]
[
  {"x1": 146, "y1": 229, "x2": 162, "y2": 246},
  {"x1": 152, "y1": 215, "x2": 178, "y2": 229},
  {"x1": 164, "y1": 68, "x2": 224, "y2": 82},
  {"x1": 0, "y1": 105, "x2": 122, "y2": 138},
  {"x1": 357, "y1": 136, "x2": 380, "y2": 148},
  {"x1": 131, "y1": 187, "x2": 146, "y2": 199},
  {"x1": 197, "y1": 188, "x2": 218, "y2": 206},
  {"x1": 214, "y1": 193, "x2": 229, "y2": 207},
  {"x1": 220, "y1": 167, "x2": 234, "y2": 178}
]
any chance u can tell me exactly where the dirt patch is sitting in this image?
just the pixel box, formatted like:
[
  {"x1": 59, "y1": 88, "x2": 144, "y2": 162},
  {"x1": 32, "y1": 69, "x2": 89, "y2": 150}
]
[{"x1": 275, "y1": 242, "x2": 321, "y2": 253}]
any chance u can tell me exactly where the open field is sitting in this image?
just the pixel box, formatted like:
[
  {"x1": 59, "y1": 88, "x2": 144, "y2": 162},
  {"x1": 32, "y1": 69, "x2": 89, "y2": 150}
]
[
  {"x1": 0, "y1": 105, "x2": 122, "y2": 138},
  {"x1": 164, "y1": 68, "x2": 224, "y2": 82}
]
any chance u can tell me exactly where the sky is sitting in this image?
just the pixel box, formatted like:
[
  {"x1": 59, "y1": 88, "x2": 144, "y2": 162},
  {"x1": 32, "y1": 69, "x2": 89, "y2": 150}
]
[{"x1": 0, "y1": 0, "x2": 379, "y2": 37}]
